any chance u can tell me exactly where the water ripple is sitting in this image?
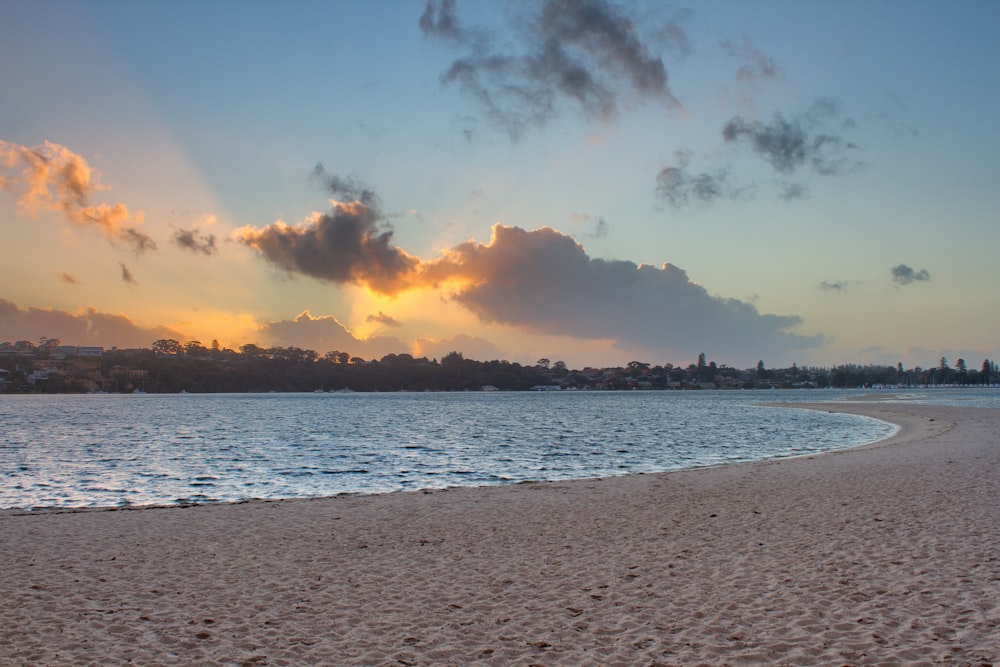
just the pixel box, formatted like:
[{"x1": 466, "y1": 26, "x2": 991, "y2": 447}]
[{"x1": 2, "y1": 388, "x2": 983, "y2": 510}]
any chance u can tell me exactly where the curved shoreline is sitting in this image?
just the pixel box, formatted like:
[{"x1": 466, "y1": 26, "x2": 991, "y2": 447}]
[
  {"x1": 2, "y1": 398, "x2": 899, "y2": 515},
  {"x1": 1, "y1": 402, "x2": 997, "y2": 665}
]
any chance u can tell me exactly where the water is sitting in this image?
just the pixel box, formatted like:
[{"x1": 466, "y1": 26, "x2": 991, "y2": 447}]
[{"x1": 2, "y1": 387, "x2": 991, "y2": 510}]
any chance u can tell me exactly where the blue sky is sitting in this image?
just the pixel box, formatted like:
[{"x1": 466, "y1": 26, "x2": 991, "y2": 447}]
[{"x1": 2, "y1": 0, "x2": 999, "y2": 370}]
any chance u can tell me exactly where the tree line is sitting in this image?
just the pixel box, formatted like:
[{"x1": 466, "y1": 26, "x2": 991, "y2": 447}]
[{"x1": 1, "y1": 336, "x2": 998, "y2": 393}]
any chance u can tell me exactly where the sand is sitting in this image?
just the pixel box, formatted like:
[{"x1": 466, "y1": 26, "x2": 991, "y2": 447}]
[{"x1": 1, "y1": 400, "x2": 998, "y2": 666}]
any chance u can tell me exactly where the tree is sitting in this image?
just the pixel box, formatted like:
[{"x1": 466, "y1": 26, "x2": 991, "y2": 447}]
[
  {"x1": 442, "y1": 351, "x2": 464, "y2": 366},
  {"x1": 536, "y1": 358, "x2": 551, "y2": 369},
  {"x1": 184, "y1": 340, "x2": 209, "y2": 358},
  {"x1": 239, "y1": 343, "x2": 266, "y2": 359},
  {"x1": 152, "y1": 339, "x2": 183, "y2": 356}
]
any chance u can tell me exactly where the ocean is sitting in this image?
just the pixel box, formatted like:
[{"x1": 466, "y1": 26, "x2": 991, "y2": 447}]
[{"x1": 1, "y1": 388, "x2": 994, "y2": 510}]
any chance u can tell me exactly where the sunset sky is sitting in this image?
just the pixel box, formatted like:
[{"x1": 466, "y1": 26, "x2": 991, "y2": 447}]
[{"x1": 2, "y1": 0, "x2": 998, "y2": 370}]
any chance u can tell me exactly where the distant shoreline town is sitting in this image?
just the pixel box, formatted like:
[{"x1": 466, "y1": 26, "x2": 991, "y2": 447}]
[{"x1": 1, "y1": 338, "x2": 997, "y2": 394}]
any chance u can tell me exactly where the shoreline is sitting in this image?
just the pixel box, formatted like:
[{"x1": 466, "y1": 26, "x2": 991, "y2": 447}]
[{"x1": 2, "y1": 401, "x2": 998, "y2": 665}]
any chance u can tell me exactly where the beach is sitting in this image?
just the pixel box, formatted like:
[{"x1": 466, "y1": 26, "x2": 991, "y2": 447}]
[{"x1": 1, "y1": 401, "x2": 997, "y2": 666}]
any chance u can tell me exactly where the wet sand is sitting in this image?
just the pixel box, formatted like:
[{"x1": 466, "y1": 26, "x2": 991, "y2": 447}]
[{"x1": 1, "y1": 401, "x2": 998, "y2": 665}]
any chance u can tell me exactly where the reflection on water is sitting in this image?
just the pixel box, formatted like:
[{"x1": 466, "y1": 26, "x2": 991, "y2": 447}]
[{"x1": 3, "y1": 387, "x2": 991, "y2": 510}]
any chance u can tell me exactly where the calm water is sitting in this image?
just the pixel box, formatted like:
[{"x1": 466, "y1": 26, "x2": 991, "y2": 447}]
[{"x1": 1, "y1": 388, "x2": 993, "y2": 510}]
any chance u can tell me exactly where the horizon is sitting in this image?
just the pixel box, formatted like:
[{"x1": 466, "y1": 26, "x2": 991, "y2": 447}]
[
  {"x1": 4, "y1": 336, "x2": 993, "y2": 376},
  {"x1": 3, "y1": 1, "x2": 998, "y2": 371}
]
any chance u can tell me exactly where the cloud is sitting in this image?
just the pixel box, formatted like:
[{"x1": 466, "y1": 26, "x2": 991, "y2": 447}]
[
  {"x1": 366, "y1": 311, "x2": 401, "y2": 327},
  {"x1": 240, "y1": 166, "x2": 821, "y2": 363},
  {"x1": 119, "y1": 262, "x2": 137, "y2": 285},
  {"x1": 656, "y1": 164, "x2": 736, "y2": 208},
  {"x1": 60, "y1": 272, "x2": 78, "y2": 285},
  {"x1": 722, "y1": 99, "x2": 864, "y2": 176},
  {"x1": 260, "y1": 310, "x2": 405, "y2": 358},
  {"x1": 419, "y1": 0, "x2": 463, "y2": 41},
  {"x1": 819, "y1": 280, "x2": 849, "y2": 292},
  {"x1": 890, "y1": 264, "x2": 930, "y2": 285},
  {"x1": 0, "y1": 298, "x2": 187, "y2": 347},
  {"x1": 0, "y1": 139, "x2": 156, "y2": 254},
  {"x1": 778, "y1": 182, "x2": 809, "y2": 201},
  {"x1": 590, "y1": 216, "x2": 611, "y2": 238},
  {"x1": 655, "y1": 148, "x2": 747, "y2": 209},
  {"x1": 649, "y1": 9, "x2": 693, "y2": 61},
  {"x1": 173, "y1": 228, "x2": 218, "y2": 255},
  {"x1": 309, "y1": 163, "x2": 379, "y2": 205},
  {"x1": 720, "y1": 35, "x2": 783, "y2": 82},
  {"x1": 663, "y1": 100, "x2": 863, "y2": 207},
  {"x1": 421, "y1": 0, "x2": 679, "y2": 141},
  {"x1": 572, "y1": 212, "x2": 612, "y2": 238},
  {"x1": 413, "y1": 333, "x2": 506, "y2": 362},
  {"x1": 423, "y1": 224, "x2": 821, "y2": 362},
  {"x1": 234, "y1": 171, "x2": 420, "y2": 295}
]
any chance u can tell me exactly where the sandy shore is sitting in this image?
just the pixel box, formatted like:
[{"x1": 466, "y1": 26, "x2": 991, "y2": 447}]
[{"x1": 1, "y1": 401, "x2": 998, "y2": 666}]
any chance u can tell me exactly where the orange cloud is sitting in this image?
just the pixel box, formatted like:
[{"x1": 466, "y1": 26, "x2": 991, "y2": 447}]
[
  {"x1": 233, "y1": 169, "x2": 821, "y2": 362},
  {"x1": 260, "y1": 309, "x2": 405, "y2": 358},
  {"x1": 413, "y1": 333, "x2": 506, "y2": 362},
  {"x1": 0, "y1": 298, "x2": 186, "y2": 348},
  {"x1": 421, "y1": 224, "x2": 822, "y2": 361},
  {"x1": 234, "y1": 201, "x2": 421, "y2": 295},
  {"x1": 0, "y1": 139, "x2": 155, "y2": 254}
]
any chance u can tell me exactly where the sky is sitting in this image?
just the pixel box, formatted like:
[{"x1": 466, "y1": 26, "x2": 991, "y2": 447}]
[{"x1": 2, "y1": 0, "x2": 999, "y2": 371}]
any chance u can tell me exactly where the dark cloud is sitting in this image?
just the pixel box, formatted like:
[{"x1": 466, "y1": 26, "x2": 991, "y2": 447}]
[
  {"x1": 0, "y1": 298, "x2": 187, "y2": 348},
  {"x1": 118, "y1": 226, "x2": 157, "y2": 255},
  {"x1": 235, "y1": 174, "x2": 419, "y2": 295},
  {"x1": 657, "y1": 101, "x2": 862, "y2": 208},
  {"x1": 424, "y1": 224, "x2": 821, "y2": 361},
  {"x1": 590, "y1": 216, "x2": 610, "y2": 238},
  {"x1": 656, "y1": 164, "x2": 735, "y2": 208},
  {"x1": 891, "y1": 264, "x2": 930, "y2": 285},
  {"x1": 60, "y1": 272, "x2": 78, "y2": 285},
  {"x1": 573, "y1": 212, "x2": 612, "y2": 238},
  {"x1": 778, "y1": 182, "x2": 809, "y2": 201},
  {"x1": 419, "y1": 0, "x2": 463, "y2": 41},
  {"x1": 723, "y1": 100, "x2": 864, "y2": 176},
  {"x1": 173, "y1": 228, "x2": 218, "y2": 255},
  {"x1": 0, "y1": 139, "x2": 155, "y2": 254},
  {"x1": 119, "y1": 262, "x2": 136, "y2": 285},
  {"x1": 721, "y1": 35, "x2": 783, "y2": 82},
  {"x1": 366, "y1": 311, "x2": 401, "y2": 327},
  {"x1": 819, "y1": 280, "x2": 848, "y2": 292},
  {"x1": 649, "y1": 9, "x2": 693, "y2": 61},
  {"x1": 421, "y1": 0, "x2": 678, "y2": 141},
  {"x1": 656, "y1": 148, "x2": 752, "y2": 209},
  {"x1": 310, "y1": 163, "x2": 379, "y2": 206},
  {"x1": 261, "y1": 310, "x2": 405, "y2": 359}
]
